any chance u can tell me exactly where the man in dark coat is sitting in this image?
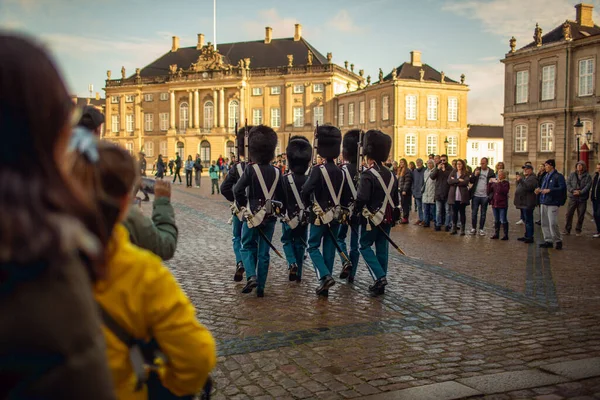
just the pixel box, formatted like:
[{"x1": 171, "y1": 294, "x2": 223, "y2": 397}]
[
  {"x1": 429, "y1": 154, "x2": 453, "y2": 231},
  {"x1": 514, "y1": 164, "x2": 538, "y2": 243}
]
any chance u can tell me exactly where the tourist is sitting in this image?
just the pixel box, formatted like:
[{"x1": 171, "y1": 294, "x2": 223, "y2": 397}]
[
  {"x1": 168, "y1": 158, "x2": 174, "y2": 176},
  {"x1": 447, "y1": 159, "x2": 470, "y2": 236},
  {"x1": 155, "y1": 154, "x2": 166, "y2": 179},
  {"x1": 535, "y1": 163, "x2": 547, "y2": 225},
  {"x1": 514, "y1": 164, "x2": 538, "y2": 243},
  {"x1": 209, "y1": 160, "x2": 220, "y2": 194},
  {"x1": 172, "y1": 153, "x2": 183, "y2": 184},
  {"x1": 398, "y1": 158, "x2": 413, "y2": 224},
  {"x1": 78, "y1": 105, "x2": 105, "y2": 136},
  {"x1": 535, "y1": 159, "x2": 567, "y2": 250},
  {"x1": 422, "y1": 159, "x2": 436, "y2": 228},
  {"x1": 185, "y1": 155, "x2": 194, "y2": 188},
  {"x1": 412, "y1": 158, "x2": 426, "y2": 225},
  {"x1": 564, "y1": 161, "x2": 592, "y2": 236},
  {"x1": 430, "y1": 154, "x2": 453, "y2": 231},
  {"x1": 488, "y1": 169, "x2": 510, "y2": 240},
  {"x1": 469, "y1": 157, "x2": 495, "y2": 236},
  {"x1": 194, "y1": 153, "x2": 203, "y2": 188}
]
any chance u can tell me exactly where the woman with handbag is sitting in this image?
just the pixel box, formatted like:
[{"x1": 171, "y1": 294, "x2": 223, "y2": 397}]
[
  {"x1": 488, "y1": 169, "x2": 511, "y2": 240},
  {"x1": 69, "y1": 135, "x2": 216, "y2": 399},
  {"x1": 447, "y1": 159, "x2": 471, "y2": 236}
]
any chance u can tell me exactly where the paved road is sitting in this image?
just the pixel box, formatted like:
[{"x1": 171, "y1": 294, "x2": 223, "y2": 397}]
[{"x1": 142, "y1": 176, "x2": 600, "y2": 399}]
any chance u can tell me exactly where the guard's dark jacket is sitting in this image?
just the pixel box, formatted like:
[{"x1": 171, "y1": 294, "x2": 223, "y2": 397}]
[
  {"x1": 234, "y1": 162, "x2": 284, "y2": 217},
  {"x1": 301, "y1": 160, "x2": 349, "y2": 221},
  {"x1": 355, "y1": 163, "x2": 400, "y2": 218},
  {"x1": 339, "y1": 163, "x2": 358, "y2": 207},
  {"x1": 221, "y1": 161, "x2": 246, "y2": 202},
  {"x1": 281, "y1": 172, "x2": 308, "y2": 217}
]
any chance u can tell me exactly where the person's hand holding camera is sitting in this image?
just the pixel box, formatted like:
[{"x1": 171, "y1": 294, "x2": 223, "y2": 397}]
[{"x1": 155, "y1": 180, "x2": 172, "y2": 200}]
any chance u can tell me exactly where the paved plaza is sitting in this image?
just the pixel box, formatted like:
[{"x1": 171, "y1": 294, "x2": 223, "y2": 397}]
[{"x1": 147, "y1": 177, "x2": 600, "y2": 399}]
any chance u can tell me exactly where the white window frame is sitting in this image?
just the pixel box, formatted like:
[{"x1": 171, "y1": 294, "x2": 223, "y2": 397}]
[
  {"x1": 200, "y1": 141, "x2": 211, "y2": 167},
  {"x1": 359, "y1": 101, "x2": 365, "y2": 124},
  {"x1": 144, "y1": 113, "x2": 153, "y2": 132},
  {"x1": 293, "y1": 107, "x2": 304, "y2": 127},
  {"x1": 338, "y1": 104, "x2": 345, "y2": 126},
  {"x1": 541, "y1": 65, "x2": 556, "y2": 101},
  {"x1": 159, "y1": 141, "x2": 167, "y2": 157},
  {"x1": 228, "y1": 100, "x2": 239, "y2": 129},
  {"x1": 427, "y1": 95, "x2": 438, "y2": 121},
  {"x1": 145, "y1": 142, "x2": 154, "y2": 157},
  {"x1": 313, "y1": 106, "x2": 323, "y2": 126},
  {"x1": 579, "y1": 58, "x2": 594, "y2": 97},
  {"x1": 448, "y1": 97, "x2": 458, "y2": 122},
  {"x1": 270, "y1": 108, "x2": 281, "y2": 128},
  {"x1": 179, "y1": 102, "x2": 189, "y2": 131},
  {"x1": 252, "y1": 87, "x2": 263, "y2": 96},
  {"x1": 270, "y1": 86, "x2": 281, "y2": 95},
  {"x1": 487, "y1": 142, "x2": 495, "y2": 151},
  {"x1": 405, "y1": 134, "x2": 416, "y2": 156},
  {"x1": 144, "y1": 93, "x2": 153, "y2": 102},
  {"x1": 447, "y1": 136, "x2": 458, "y2": 157},
  {"x1": 226, "y1": 141, "x2": 235, "y2": 158},
  {"x1": 348, "y1": 103, "x2": 355, "y2": 125},
  {"x1": 515, "y1": 125, "x2": 527, "y2": 152},
  {"x1": 111, "y1": 115, "x2": 120, "y2": 133},
  {"x1": 369, "y1": 98, "x2": 376, "y2": 122},
  {"x1": 252, "y1": 108, "x2": 263, "y2": 125},
  {"x1": 125, "y1": 94, "x2": 135, "y2": 103},
  {"x1": 471, "y1": 157, "x2": 478, "y2": 167},
  {"x1": 516, "y1": 70, "x2": 529, "y2": 104},
  {"x1": 382, "y1": 95, "x2": 389, "y2": 121},
  {"x1": 313, "y1": 83, "x2": 324, "y2": 93},
  {"x1": 125, "y1": 142, "x2": 134, "y2": 154},
  {"x1": 159, "y1": 113, "x2": 169, "y2": 132},
  {"x1": 540, "y1": 122, "x2": 554, "y2": 152},
  {"x1": 111, "y1": 96, "x2": 119, "y2": 104},
  {"x1": 203, "y1": 101, "x2": 214, "y2": 129},
  {"x1": 160, "y1": 92, "x2": 169, "y2": 101},
  {"x1": 126, "y1": 114, "x2": 134, "y2": 133},
  {"x1": 293, "y1": 84, "x2": 304, "y2": 94},
  {"x1": 426, "y1": 134, "x2": 438, "y2": 156},
  {"x1": 405, "y1": 95, "x2": 416, "y2": 120},
  {"x1": 472, "y1": 142, "x2": 479, "y2": 150}
]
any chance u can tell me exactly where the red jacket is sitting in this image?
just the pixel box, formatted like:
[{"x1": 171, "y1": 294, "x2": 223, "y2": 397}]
[{"x1": 487, "y1": 180, "x2": 510, "y2": 208}]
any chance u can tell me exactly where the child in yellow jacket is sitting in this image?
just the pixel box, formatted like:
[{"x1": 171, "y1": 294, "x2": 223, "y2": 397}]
[{"x1": 69, "y1": 132, "x2": 216, "y2": 399}]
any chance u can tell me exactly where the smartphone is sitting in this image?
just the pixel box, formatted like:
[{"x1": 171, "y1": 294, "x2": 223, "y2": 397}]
[{"x1": 141, "y1": 177, "x2": 156, "y2": 194}]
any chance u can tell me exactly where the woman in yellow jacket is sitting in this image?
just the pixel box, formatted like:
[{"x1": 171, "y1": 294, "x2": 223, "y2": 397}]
[{"x1": 69, "y1": 131, "x2": 216, "y2": 399}]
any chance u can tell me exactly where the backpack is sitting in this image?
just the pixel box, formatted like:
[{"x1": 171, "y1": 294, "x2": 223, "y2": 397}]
[{"x1": 554, "y1": 173, "x2": 567, "y2": 206}]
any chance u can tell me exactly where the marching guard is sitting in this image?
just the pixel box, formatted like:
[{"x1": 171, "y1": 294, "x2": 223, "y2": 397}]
[
  {"x1": 233, "y1": 125, "x2": 283, "y2": 297},
  {"x1": 301, "y1": 125, "x2": 351, "y2": 296},
  {"x1": 337, "y1": 129, "x2": 361, "y2": 283},
  {"x1": 280, "y1": 136, "x2": 312, "y2": 282},
  {"x1": 355, "y1": 130, "x2": 400, "y2": 296},
  {"x1": 221, "y1": 125, "x2": 253, "y2": 282}
]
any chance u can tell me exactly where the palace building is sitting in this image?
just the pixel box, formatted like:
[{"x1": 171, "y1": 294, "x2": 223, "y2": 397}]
[
  {"x1": 502, "y1": 3, "x2": 600, "y2": 173},
  {"x1": 103, "y1": 24, "x2": 362, "y2": 166},
  {"x1": 334, "y1": 51, "x2": 470, "y2": 161}
]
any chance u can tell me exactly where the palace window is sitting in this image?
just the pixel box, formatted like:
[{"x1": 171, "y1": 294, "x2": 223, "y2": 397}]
[
  {"x1": 126, "y1": 114, "x2": 134, "y2": 133},
  {"x1": 348, "y1": 103, "x2": 355, "y2": 125},
  {"x1": 313, "y1": 83, "x2": 324, "y2": 93},
  {"x1": 145, "y1": 142, "x2": 154, "y2": 157},
  {"x1": 144, "y1": 93, "x2": 153, "y2": 102},
  {"x1": 111, "y1": 96, "x2": 119, "y2": 104},
  {"x1": 382, "y1": 95, "x2": 389, "y2": 121},
  {"x1": 200, "y1": 140, "x2": 211, "y2": 168},
  {"x1": 541, "y1": 65, "x2": 556, "y2": 101},
  {"x1": 203, "y1": 101, "x2": 213, "y2": 129},
  {"x1": 447, "y1": 136, "x2": 458, "y2": 157},
  {"x1": 125, "y1": 95, "x2": 135, "y2": 103},
  {"x1": 313, "y1": 106, "x2": 324, "y2": 126},
  {"x1": 472, "y1": 142, "x2": 479, "y2": 150},
  {"x1": 448, "y1": 97, "x2": 458, "y2": 122},
  {"x1": 226, "y1": 141, "x2": 235, "y2": 158},
  {"x1": 271, "y1": 108, "x2": 281, "y2": 128},
  {"x1": 111, "y1": 115, "x2": 119, "y2": 133},
  {"x1": 270, "y1": 86, "x2": 281, "y2": 95},
  {"x1": 426, "y1": 134, "x2": 438, "y2": 155},
  {"x1": 293, "y1": 84, "x2": 304, "y2": 94},
  {"x1": 359, "y1": 101, "x2": 365, "y2": 124},
  {"x1": 160, "y1": 141, "x2": 167, "y2": 157},
  {"x1": 252, "y1": 87, "x2": 263, "y2": 96},
  {"x1": 405, "y1": 95, "x2": 416, "y2": 120},
  {"x1": 338, "y1": 104, "x2": 344, "y2": 126},
  {"x1": 159, "y1": 113, "x2": 169, "y2": 131},
  {"x1": 228, "y1": 100, "x2": 239, "y2": 129},
  {"x1": 579, "y1": 59, "x2": 594, "y2": 96},
  {"x1": 144, "y1": 113, "x2": 153, "y2": 131},
  {"x1": 179, "y1": 103, "x2": 189, "y2": 131},
  {"x1": 369, "y1": 98, "x2": 376, "y2": 122},
  {"x1": 252, "y1": 108, "x2": 263, "y2": 125},
  {"x1": 427, "y1": 96, "x2": 438, "y2": 121},
  {"x1": 405, "y1": 134, "x2": 416, "y2": 156},
  {"x1": 471, "y1": 157, "x2": 478, "y2": 167},
  {"x1": 516, "y1": 70, "x2": 529, "y2": 104},
  {"x1": 540, "y1": 122, "x2": 554, "y2": 152},
  {"x1": 488, "y1": 142, "x2": 495, "y2": 151},
  {"x1": 125, "y1": 142, "x2": 134, "y2": 154},
  {"x1": 293, "y1": 107, "x2": 304, "y2": 127},
  {"x1": 515, "y1": 125, "x2": 527, "y2": 152},
  {"x1": 160, "y1": 93, "x2": 169, "y2": 101}
]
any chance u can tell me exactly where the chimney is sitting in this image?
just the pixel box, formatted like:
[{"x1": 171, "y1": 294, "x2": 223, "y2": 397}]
[
  {"x1": 265, "y1": 27, "x2": 272, "y2": 44},
  {"x1": 294, "y1": 23, "x2": 302, "y2": 41},
  {"x1": 197, "y1": 33, "x2": 205, "y2": 49},
  {"x1": 410, "y1": 50, "x2": 422, "y2": 67},
  {"x1": 171, "y1": 36, "x2": 179, "y2": 52},
  {"x1": 575, "y1": 3, "x2": 594, "y2": 27}
]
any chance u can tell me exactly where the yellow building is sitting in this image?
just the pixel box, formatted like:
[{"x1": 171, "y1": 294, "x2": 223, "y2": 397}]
[
  {"x1": 103, "y1": 24, "x2": 362, "y2": 167},
  {"x1": 335, "y1": 51, "x2": 469, "y2": 162}
]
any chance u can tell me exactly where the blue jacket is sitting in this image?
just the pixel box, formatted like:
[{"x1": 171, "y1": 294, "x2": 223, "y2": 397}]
[{"x1": 540, "y1": 170, "x2": 566, "y2": 206}]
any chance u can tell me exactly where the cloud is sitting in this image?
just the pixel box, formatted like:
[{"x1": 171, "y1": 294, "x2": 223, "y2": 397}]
[
  {"x1": 446, "y1": 62, "x2": 504, "y2": 125},
  {"x1": 329, "y1": 10, "x2": 362, "y2": 33},
  {"x1": 242, "y1": 9, "x2": 300, "y2": 38},
  {"x1": 442, "y1": 0, "x2": 594, "y2": 46}
]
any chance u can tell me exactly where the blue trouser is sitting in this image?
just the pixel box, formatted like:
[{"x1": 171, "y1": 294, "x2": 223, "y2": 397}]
[
  {"x1": 423, "y1": 203, "x2": 435, "y2": 225},
  {"x1": 471, "y1": 196, "x2": 489, "y2": 230},
  {"x1": 241, "y1": 219, "x2": 276, "y2": 289},
  {"x1": 308, "y1": 222, "x2": 340, "y2": 280},
  {"x1": 281, "y1": 222, "x2": 308, "y2": 278},
  {"x1": 492, "y1": 207, "x2": 508, "y2": 224},
  {"x1": 337, "y1": 222, "x2": 360, "y2": 278},
  {"x1": 523, "y1": 208, "x2": 534, "y2": 239},
  {"x1": 435, "y1": 200, "x2": 451, "y2": 227},
  {"x1": 359, "y1": 223, "x2": 391, "y2": 281},
  {"x1": 232, "y1": 216, "x2": 243, "y2": 265},
  {"x1": 414, "y1": 197, "x2": 424, "y2": 221},
  {"x1": 520, "y1": 208, "x2": 526, "y2": 221}
]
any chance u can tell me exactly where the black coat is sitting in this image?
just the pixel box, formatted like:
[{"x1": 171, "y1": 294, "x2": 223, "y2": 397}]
[
  {"x1": 233, "y1": 163, "x2": 284, "y2": 215},
  {"x1": 281, "y1": 172, "x2": 308, "y2": 217},
  {"x1": 592, "y1": 172, "x2": 600, "y2": 202},
  {"x1": 430, "y1": 162, "x2": 453, "y2": 202},
  {"x1": 514, "y1": 174, "x2": 538, "y2": 210},
  {"x1": 221, "y1": 161, "x2": 246, "y2": 202},
  {"x1": 355, "y1": 163, "x2": 400, "y2": 216},
  {"x1": 447, "y1": 170, "x2": 471, "y2": 205},
  {"x1": 301, "y1": 161, "x2": 350, "y2": 220}
]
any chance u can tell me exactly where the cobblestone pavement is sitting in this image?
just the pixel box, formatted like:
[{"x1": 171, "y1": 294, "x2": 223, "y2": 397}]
[{"x1": 141, "y1": 176, "x2": 600, "y2": 399}]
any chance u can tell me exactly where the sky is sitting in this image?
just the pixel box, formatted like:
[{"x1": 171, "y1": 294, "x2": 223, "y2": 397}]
[{"x1": 2, "y1": 0, "x2": 599, "y2": 125}]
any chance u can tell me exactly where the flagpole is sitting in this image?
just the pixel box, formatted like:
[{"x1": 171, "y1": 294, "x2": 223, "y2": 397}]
[{"x1": 213, "y1": 0, "x2": 217, "y2": 51}]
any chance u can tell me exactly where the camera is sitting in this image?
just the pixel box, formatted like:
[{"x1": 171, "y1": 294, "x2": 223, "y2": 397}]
[{"x1": 141, "y1": 177, "x2": 156, "y2": 194}]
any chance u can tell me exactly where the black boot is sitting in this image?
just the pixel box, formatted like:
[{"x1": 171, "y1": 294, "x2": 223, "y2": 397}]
[
  {"x1": 241, "y1": 276, "x2": 257, "y2": 293},
  {"x1": 491, "y1": 222, "x2": 500, "y2": 239},
  {"x1": 233, "y1": 261, "x2": 245, "y2": 282},
  {"x1": 450, "y1": 225, "x2": 458, "y2": 235},
  {"x1": 501, "y1": 222, "x2": 509, "y2": 240},
  {"x1": 316, "y1": 275, "x2": 335, "y2": 296},
  {"x1": 369, "y1": 277, "x2": 388, "y2": 296},
  {"x1": 339, "y1": 259, "x2": 352, "y2": 279},
  {"x1": 288, "y1": 263, "x2": 298, "y2": 281}
]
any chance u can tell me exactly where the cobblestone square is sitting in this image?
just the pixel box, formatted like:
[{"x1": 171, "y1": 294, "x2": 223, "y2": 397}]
[{"x1": 149, "y1": 178, "x2": 600, "y2": 399}]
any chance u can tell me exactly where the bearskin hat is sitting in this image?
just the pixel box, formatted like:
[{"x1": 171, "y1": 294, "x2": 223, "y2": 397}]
[
  {"x1": 235, "y1": 125, "x2": 254, "y2": 159},
  {"x1": 286, "y1": 135, "x2": 311, "y2": 174},
  {"x1": 342, "y1": 129, "x2": 360, "y2": 163},
  {"x1": 248, "y1": 125, "x2": 277, "y2": 164},
  {"x1": 316, "y1": 124, "x2": 341, "y2": 159},
  {"x1": 363, "y1": 130, "x2": 391, "y2": 163}
]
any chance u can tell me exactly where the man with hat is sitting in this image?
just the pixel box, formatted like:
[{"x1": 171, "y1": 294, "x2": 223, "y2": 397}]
[
  {"x1": 535, "y1": 159, "x2": 567, "y2": 250},
  {"x1": 78, "y1": 105, "x2": 105, "y2": 137},
  {"x1": 514, "y1": 163, "x2": 538, "y2": 243}
]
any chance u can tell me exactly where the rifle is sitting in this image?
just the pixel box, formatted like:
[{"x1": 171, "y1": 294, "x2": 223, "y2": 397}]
[
  {"x1": 234, "y1": 121, "x2": 238, "y2": 160},
  {"x1": 312, "y1": 122, "x2": 319, "y2": 167},
  {"x1": 357, "y1": 129, "x2": 365, "y2": 182},
  {"x1": 244, "y1": 119, "x2": 249, "y2": 162}
]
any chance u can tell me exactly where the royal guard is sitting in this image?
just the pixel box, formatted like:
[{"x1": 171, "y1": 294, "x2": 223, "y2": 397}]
[{"x1": 355, "y1": 130, "x2": 400, "y2": 296}]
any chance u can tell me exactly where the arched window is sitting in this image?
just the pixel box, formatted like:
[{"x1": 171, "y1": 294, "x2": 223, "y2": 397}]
[
  {"x1": 204, "y1": 101, "x2": 214, "y2": 129},
  {"x1": 228, "y1": 100, "x2": 239, "y2": 131},
  {"x1": 226, "y1": 140, "x2": 235, "y2": 159},
  {"x1": 200, "y1": 140, "x2": 211, "y2": 168},
  {"x1": 540, "y1": 122, "x2": 554, "y2": 152},
  {"x1": 179, "y1": 102, "x2": 189, "y2": 131},
  {"x1": 176, "y1": 141, "x2": 184, "y2": 159},
  {"x1": 515, "y1": 125, "x2": 527, "y2": 152}
]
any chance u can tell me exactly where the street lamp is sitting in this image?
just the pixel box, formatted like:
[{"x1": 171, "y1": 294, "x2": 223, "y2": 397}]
[
  {"x1": 574, "y1": 116, "x2": 583, "y2": 162},
  {"x1": 444, "y1": 136, "x2": 449, "y2": 154},
  {"x1": 586, "y1": 129, "x2": 599, "y2": 153}
]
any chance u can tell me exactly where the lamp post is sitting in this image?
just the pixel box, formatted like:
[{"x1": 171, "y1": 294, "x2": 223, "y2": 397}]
[
  {"x1": 574, "y1": 116, "x2": 583, "y2": 162},
  {"x1": 444, "y1": 136, "x2": 449, "y2": 155},
  {"x1": 587, "y1": 129, "x2": 599, "y2": 153}
]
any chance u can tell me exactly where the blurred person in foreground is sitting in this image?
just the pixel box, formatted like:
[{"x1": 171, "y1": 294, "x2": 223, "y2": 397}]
[{"x1": 0, "y1": 34, "x2": 114, "y2": 399}]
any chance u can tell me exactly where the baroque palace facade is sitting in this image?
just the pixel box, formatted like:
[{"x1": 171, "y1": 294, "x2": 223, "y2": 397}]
[{"x1": 104, "y1": 24, "x2": 469, "y2": 164}]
